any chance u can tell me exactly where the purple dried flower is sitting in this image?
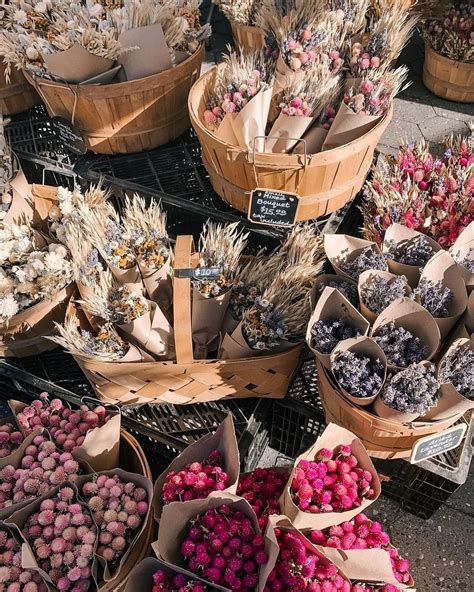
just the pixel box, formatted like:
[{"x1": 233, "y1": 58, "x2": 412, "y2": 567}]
[
  {"x1": 373, "y1": 321, "x2": 426, "y2": 367},
  {"x1": 438, "y1": 344, "x2": 474, "y2": 398},
  {"x1": 414, "y1": 278, "x2": 454, "y2": 318},
  {"x1": 381, "y1": 363, "x2": 440, "y2": 415},
  {"x1": 385, "y1": 237, "x2": 435, "y2": 267},
  {"x1": 452, "y1": 247, "x2": 474, "y2": 274},
  {"x1": 311, "y1": 318, "x2": 362, "y2": 354},
  {"x1": 360, "y1": 274, "x2": 408, "y2": 314},
  {"x1": 337, "y1": 246, "x2": 386, "y2": 280},
  {"x1": 317, "y1": 280, "x2": 359, "y2": 308},
  {"x1": 332, "y1": 351, "x2": 384, "y2": 397}
]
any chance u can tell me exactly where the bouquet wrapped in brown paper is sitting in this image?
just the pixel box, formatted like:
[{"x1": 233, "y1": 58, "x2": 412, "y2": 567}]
[
  {"x1": 312, "y1": 273, "x2": 359, "y2": 309},
  {"x1": 280, "y1": 423, "x2": 381, "y2": 530},
  {"x1": 358, "y1": 269, "x2": 412, "y2": 324},
  {"x1": 153, "y1": 414, "x2": 240, "y2": 522},
  {"x1": 382, "y1": 223, "x2": 441, "y2": 288},
  {"x1": 307, "y1": 287, "x2": 370, "y2": 368},
  {"x1": 451, "y1": 220, "x2": 474, "y2": 292},
  {"x1": 451, "y1": 290, "x2": 474, "y2": 340},
  {"x1": 437, "y1": 338, "x2": 474, "y2": 400},
  {"x1": 324, "y1": 234, "x2": 388, "y2": 281}
]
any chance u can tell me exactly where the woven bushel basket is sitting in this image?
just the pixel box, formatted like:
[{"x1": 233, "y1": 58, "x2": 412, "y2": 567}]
[
  {"x1": 0, "y1": 64, "x2": 41, "y2": 116},
  {"x1": 423, "y1": 44, "x2": 474, "y2": 103},
  {"x1": 317, "y1": 361, "x2": 464, "y2": 459},
  {"x1": 73, "y1": 235, "x2": 303, "y2": 405},
  {"x1": 230, "y1": 21, "x2": 265, "y2": 50},
  {"x1": 188, "y1": 65, "x2": 393, "y2": 222},
  {"x1": 23, "y1": 44, "x2": 204, "y2": 154}
]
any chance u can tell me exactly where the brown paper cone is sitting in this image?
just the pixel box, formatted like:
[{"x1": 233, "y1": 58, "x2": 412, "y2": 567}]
[
  {"x1": 293, "y1": 124, "x2": 328, "y2": 155},
  {"x1": 118, "y1": 24, "x2": 172, "y2": 80},
  {"x1": 3, "y1": 171, "x2": 34, "y2": 225},
  {"x1": 42, "y1": 44, "x2": 113, "y2": 83},
  {"x1": 324, "y1": 234, "x2": 387, "y2": 281},
  {"x1": 153, "y1": 415, "x2": 240, "y2": 523},
  {"x1": 311, "y1": 274, "x2": 359, "y2": 310},
  {"x1": 372, "y1": 396, "x2": 420, "y2": 423},
  {"x1": 219, "y1": 322, "x2": 261, "y2": 360},
  {"x1": 280, "y1": 423, "x2": 381, "y2": 530},
  {"x1": 230, "y1": 86, "x2": 274, "y2": 152},
  {"x1": 214, "y1": 113, "x2": 240, "y2": 146},
  {"x1": 382, "y1": 223, "x2": 441, "y2": 288},
  {"x1": 371, "y1": 297, "x2": 441, "y2": 370},
  {"x1": 275, "y1": 55, "x2": 305, "y2": 90},
  {"x1": 108, "y1": 263, "x2": 144, "y2": 295},
  {"x1": 260, "y1": 515, "x2": 351, "y2": 590},
  {"x1": 358, "y1": 269, "x2": 412, "y2": 324},
  {"x1": 322, "y1": 103, "x2": 381, "y2": 150},
  {"x1": 120, "y1": 342, "x2": 155, "y2": 362},
  {"x1": 306, "y1": 287, "x2": 370, "y2": 368},
  {"x1": 118, "y1": 301, "x2": 173, "y2": 359},
  {"x1": 192, "y1": 288, "x2": 231, "y2": 358},
  {"x1": 451, "y1": 222, "x2": 474, "y2": 292},
  {"x1": 420, "y1": 382, "x2": 474, "y2": 422},
  {"x1": 221, "y1": 309, "x2": 240, "y2": 336},
  {"x1": 418, "y1": 250, "x2": 468, "y2": 341},
  {"x1": 265, "y1": 112, "x2": 314, "y2": 153},
  {"x1": 330, "y1": 336, "x2": 387, "y2": 406},
  {"x1": 137, "y1": 256, "x2": 172, "y2": 304},
  {"x1": 75, "y1": 468, "x2": 153, "y2": 582},
  {"x1": 437, "y1": 337, "x2": 474, "y2": 396}
]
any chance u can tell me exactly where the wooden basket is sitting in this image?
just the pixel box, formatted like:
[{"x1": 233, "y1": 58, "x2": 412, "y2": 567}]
[
  {"x1": 73, "y1": 235, "x2": 302, "y2": 405},
  {"x1": 23, "y1": 45, "x2": 204, "y2": 154},
  {"x1": 0, "y1": 64, "x2": 41, "y2": 116},
  {"x1": 188, "y1": 66, "x2": 393, "y2": 222},
  {"x1": 230, "y1": 21, "x2": 265, "y2": 50},
  {"x1": 423, "y1": 44, "x2": 474, "y2": 103},
  {"x1": 317, "y1": 361, "x2": 463, "y2": 459}
]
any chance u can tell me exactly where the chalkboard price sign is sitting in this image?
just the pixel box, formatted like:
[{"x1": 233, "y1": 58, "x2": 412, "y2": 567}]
[
  {"x1": 410, "y1": 424, "x2": 467, "y2": 464},
  {"x1": 248, "y1": 188, "x2": 299, "y2": 227},
  {"x1": 176, "y1": 267, "x2": 221, "y2": 281},
  {"x1": 51, "y1": 116, "x2": 87, "y2": 155}
]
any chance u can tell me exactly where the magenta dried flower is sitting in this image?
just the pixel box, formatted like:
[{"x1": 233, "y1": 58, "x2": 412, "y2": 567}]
[
  {"x1": 360, "y1": 274, "x2": 409, "y2": 314},
  {"x1": 438, "y1": 343, "x2": 474, "y2": 398},
  {"x1": 152, "y1": 568, "x2": 210, "y2": 592},
  {"x1": 337, "y1": 246, "x2": 387, "y2": 280},
  {"x1": 414, "y1": 278, "x2": 454, "y2": 318},
  {"x1": 311, "y1": 318, "x2": 362, "y2": 354},
  {"x1": 373, "y1": 321, "x2": 426, "y2": 367},
  {"x1": 381, "y1": 363, "x2": 440, "y2": 415},
  {"x1": 332, "y1": 351, "x2": 384, "y2": 397}
]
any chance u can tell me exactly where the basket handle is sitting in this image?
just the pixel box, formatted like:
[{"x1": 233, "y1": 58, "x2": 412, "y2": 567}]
[{"x1": 173, "y1": 235, "x2": 195, "y2": 365}]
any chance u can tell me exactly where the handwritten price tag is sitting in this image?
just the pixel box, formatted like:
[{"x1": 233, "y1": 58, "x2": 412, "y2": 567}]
[
  {"x1": 410, "y1": 423, "x2": 467, "y2": 464},
  {"x1": 175, "y1": 267, "x2": 221, "y2": 280},
  {"x1": 51, "y1": 116, "x2": 87, "y2": 155},
  {"x1": 248, "y1": 188, "x2": 299, "y2": 227}
]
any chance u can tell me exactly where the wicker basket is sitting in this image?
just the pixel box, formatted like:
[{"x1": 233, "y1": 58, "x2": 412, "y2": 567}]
[
  {"x1": 23, "y1": 45, "x2": 204, "y2": 154},
  {"x1": 0, "y1": 64, "x2": 41, "y2": 116},
  {"x1": 230, "y1": 21, "x2": 265, "y2": 50},
  {"x1": 317, "y1": 361, "x2": 464, "y2": 459},
  {"x1": 423, "y1": 44, "x2": 474, "y2": 103},
  {"x1": 188, "y1": 66, "x2": 393, "y2": 221},
  {"x1": 73, "y1": 235, "x2": 303, "y2": 405}
]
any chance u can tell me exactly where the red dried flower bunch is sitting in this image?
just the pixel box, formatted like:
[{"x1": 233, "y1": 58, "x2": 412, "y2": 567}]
[
  {"x1": 291, "y1": 445, "x2": 376, "y2": 513},
  {"x1": 162, "y1": 450, "x2": 229, "y2": 504}
]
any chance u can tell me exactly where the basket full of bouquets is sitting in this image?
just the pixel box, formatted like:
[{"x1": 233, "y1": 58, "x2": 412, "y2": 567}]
[
  {"x1": 218, "y1": 0, "x2": 266, "y2": 50},
  {"x1": 189, "y1": 0, "x2": 417, "y2": 222},
  {"x1": 0, "y1": 0, "x2": 209, "y2": 154},
  {"x1": 422, "y1": 0, "x2": 474, "y2": 103},
  {"x1": 51, "y1": 191, "x2": 326, "y2": 404},
  {"x1": 308, "y1": 222, "x2": 474, "y2": 458}
]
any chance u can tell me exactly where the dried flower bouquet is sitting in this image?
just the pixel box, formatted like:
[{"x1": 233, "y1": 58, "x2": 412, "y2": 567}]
[{"x1": 423, "y1": 0, "x2": 473, "y2": 63}]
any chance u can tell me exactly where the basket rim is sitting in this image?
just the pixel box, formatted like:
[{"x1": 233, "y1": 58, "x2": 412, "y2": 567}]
[
  {"x1": 188, "y1": 64, "x2": 394, "y2": 163},
  {"x1": 23, "y1": 43, "x2": 204, "y2": 95},
  {"x1": 424, "y1": 43, "x2": 474, "y2": 70}
]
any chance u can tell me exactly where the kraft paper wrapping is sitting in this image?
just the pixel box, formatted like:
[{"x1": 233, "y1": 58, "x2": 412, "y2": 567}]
[
  {"x1": 108, "y1": 263, "x2": 144, "y2": 295},
  {"x1": 275, "y1": 55, "x2": 305, "y2": 90},
  {"x1": 221, "y1": 308, "x2": 241, "y2": 336},
  {"x1": 230, "y1": 86, "x2": 274, "y2": 152},
  {"x1": 6, "y1": 482, "x2": 99, "y2": 591},
  {"x1": 42, "y1": 44, "x2": 113, "y2": 84},
  {"x1": 322, "y1": 103, "x2": 381, "y2": 151},
  {"x1": 8, "y1": 398, "x2": 121, "y2": 472},
  {"x1": 324, "y1": 234, "x2": 387, "y2": 281},
  {"x1": 382, "y1": 223, "x2": 441, "y2": 288},
  {"x1": 421, "y1": 382, "x2": 474, "y2": 422},
  {"x1": 192, "y1": 287, "x2": 231, "y2": 359},
  {"x1": 118, "y1": 24, "x2": 172, "y2": 80},
  {"x1": 293, "y1": 124, "x2": 328, "y2": 155},
  {"x1": 371, "y1": 297, "x2": 441, "y2": 370},
  {"x1": 3, "y1": 171, "x2": 34, "y2": 225},
  {"x1": 138, "y1": 255, "x2": 172, "y2": 306},
  {"x1": 265, "y1": 112, "x2": 314, "y2": 153},
  {"x1": 153, "y1": 415, "x2": 240, "y2": 522},
  {"x1": 311, "y1": 274, "x2": 359, "y2": 310},
  {"x1": 280, "y1": 423, "x2": 381, "y2": 530},
  {"x1": 330, "y1": 336, "x2": 387, "y2": 406},
  {"x1": 306, "y1": 287, "x2": 370, "y2": 369},
  {"x1": 157, "y1": 492, "x2": 261, "y2": 579},
  {"x1": 118, "y1": 301, "x2": 174, "y2": 359},
  {"x1": 437, "y1": 338, "x2": 474, "y2": 399},
  {"x1": 215, "y1": 113, "x2": 240, "y2": 147},
  {"x1": 124, "y1": 557, "x2": 228, "y2": 592},
  {"x1": 260, "y1": 515, "x2": 351, "y2": 590},
  {"x1": 373, "y1": 395, "x2": 421, "y2": 424},
  {"x1": 358, "y1": 269, "x2": 412, "y2": 324},
  {"x1": 451, "y1": 221, "x2": 474, "y2": 292},
  {"x1": 75, "y1": 468, "x2": 153, "y2": 582},
  {"x1": 219, "y1": 322, "x2": 261, "y2": 360},
  {"x1": 418, "y1": 250, "x2": 468, "y2": 341}
]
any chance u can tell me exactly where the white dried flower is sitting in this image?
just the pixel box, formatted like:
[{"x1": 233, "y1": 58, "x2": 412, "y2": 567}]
[{"x1": 0, "y1": 293, "x2": 19, "y2": 323}]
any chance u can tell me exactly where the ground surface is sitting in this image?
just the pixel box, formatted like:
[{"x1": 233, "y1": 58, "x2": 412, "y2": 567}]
[{"x1": 201, "y1": 8, "x2": 474, "y2": 591}]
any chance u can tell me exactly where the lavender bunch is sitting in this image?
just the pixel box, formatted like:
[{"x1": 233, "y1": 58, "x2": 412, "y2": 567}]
[
  {"x1": 242, "y1": 297, "x2": 287, "y2": 350},
  {"x1": 337, "y1": 246, "x2": 386, "y2": 280},
  {"x1": 380, "y1": 363, "x2": 440, "y2": 415},
  {"x1": 310, "y1": 318, "x2": 362, "y2": 354},
  {"x1": 414, "y1": 278, "x2": 454, "y2": 318},
  {"x1": 384, "y1": 237, "x2": 435, "y2": 266},
  {"x1": 439, "y1": 343, "x2": 474, "y2": 398},
  {"x1": 452, "y1": 246, "x2": 474, "y2": 273},
  {"x1": 360, "y1": 274, "x2": 408, "y2": 314},
  {"x1": 317, "y1": 279, "x2": 359, "y2": 308},
  {"x1": 373, "y1": 321, "x2": 426, "y2": 367},
  {"x1": 332, "y1": 351, "x2": 384, "y2": 397}
]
